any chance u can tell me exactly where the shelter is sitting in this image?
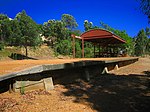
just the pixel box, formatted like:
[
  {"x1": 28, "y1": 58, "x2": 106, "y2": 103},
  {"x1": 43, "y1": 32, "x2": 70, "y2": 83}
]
[{"x1": 72, "y1": 29, "x2": 126, "y2": 58}]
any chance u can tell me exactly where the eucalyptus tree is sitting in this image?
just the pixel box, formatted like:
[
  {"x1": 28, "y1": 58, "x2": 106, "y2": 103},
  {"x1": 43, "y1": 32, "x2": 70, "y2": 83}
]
[
  {"x1": 0, "y1": 14, "x2": 11, "y2": 43},
  {"x1": 15, "y1": 10, "x2": 41, "y2": 57},
  {"x1": 84, "y1": 20, "x2": 93, "y2": 31},
  {"x1": 0, "y1": 14, "x2": 12, "y2": 50},
  {"x1": 61, "y1": 14, "x2": 78, "y2": 30},
  {"x1": 135, "y1": 29, "x2": 148, "y2": 56}
]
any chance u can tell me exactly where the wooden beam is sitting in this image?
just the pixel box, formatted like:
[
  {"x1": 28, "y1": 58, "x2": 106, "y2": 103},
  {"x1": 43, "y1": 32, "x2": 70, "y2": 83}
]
[
  {"x1": 71, "y1": 34, "x2": 76, "y2": 58},
  {"x1": 83, "y1": 35, "x2": 112, "y2": 40}
]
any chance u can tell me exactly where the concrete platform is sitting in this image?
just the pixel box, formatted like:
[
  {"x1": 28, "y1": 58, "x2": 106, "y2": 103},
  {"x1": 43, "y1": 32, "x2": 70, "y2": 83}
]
[{"x1": 0, "y1": 57, "x2": 139, "y2": 93}]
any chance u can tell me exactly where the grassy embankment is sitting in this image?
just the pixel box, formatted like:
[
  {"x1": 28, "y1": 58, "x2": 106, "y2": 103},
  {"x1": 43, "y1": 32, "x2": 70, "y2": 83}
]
[{"x1": 0, "y1": 45, "x2": 64, "y2": 60}]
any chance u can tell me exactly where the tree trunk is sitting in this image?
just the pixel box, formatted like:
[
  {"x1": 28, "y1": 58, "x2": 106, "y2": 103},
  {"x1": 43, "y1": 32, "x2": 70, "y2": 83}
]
[{"x1": 25, "y1": 45, "x2": 28, "y2": 58}]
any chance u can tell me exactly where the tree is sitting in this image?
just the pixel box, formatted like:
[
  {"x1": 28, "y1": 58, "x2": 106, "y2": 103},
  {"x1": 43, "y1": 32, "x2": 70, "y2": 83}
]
[
  {"x1": 55, "y1": 39, "x2": 72, "y2": 55},
  {"x1": 42, "y1": 19, "x2": 69, "y2": 47},
  {"x1": 100, "y1": 22, "x2": 134, "y2": 55},
  {"x1": 145, "y1": 27, "x2": 150, "y2": 54},
  {"x1": 145, "y1": 27, "x2": 150, "y2": 37},
  {"x1": 8, "y1": 19, "x2": 22, "y2": 46},
  {"x1": 0, "y1": 14, "x2": 11, "y2": 44},
  {"x1": 84, "y1": 20, "x2": 93, "y2": 31},
  {"x1": 135, "y1": 29, "x2": 148, "y2": 56},
  {"x1": 146, "y1": 38, "x2": 150, "y2": 54},
  {"x1": 15, "y1": 10, "x2": 41, "y2": 57},
  {"x1": 42, "y1": 14, "x2": 80, "y2": 56},
  {"x1": 138, "y1": 0, "x2": 150, "y2": 23},
  {"x1": 61, "y1": 14, "x2": 78, "y2": 30}
]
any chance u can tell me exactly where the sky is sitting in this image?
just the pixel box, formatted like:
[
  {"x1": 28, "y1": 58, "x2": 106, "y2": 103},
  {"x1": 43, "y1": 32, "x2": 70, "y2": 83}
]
[{"x1": 0, "y1": 0, "x2": 149, "y2": 37}]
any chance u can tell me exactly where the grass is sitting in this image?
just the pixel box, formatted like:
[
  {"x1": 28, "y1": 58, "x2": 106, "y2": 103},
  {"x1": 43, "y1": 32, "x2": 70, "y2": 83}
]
[
  {"x1": 20, "y1": 81, "x2": 25, "y2": 95},
  {"x1": 0, "y1": 47, "x2": 21, "y2": 60}
]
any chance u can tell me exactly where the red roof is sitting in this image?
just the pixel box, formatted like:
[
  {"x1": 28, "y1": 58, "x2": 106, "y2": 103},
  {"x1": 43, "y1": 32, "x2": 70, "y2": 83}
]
[{"x1": 80, "y1": 29, "x2": 126, "y2": 44}]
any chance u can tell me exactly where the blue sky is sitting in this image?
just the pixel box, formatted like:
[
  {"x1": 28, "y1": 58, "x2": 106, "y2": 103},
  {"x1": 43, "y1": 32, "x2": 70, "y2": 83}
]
[{"x1": 0, "y1": 0, "x2": 149, "y2": 37}]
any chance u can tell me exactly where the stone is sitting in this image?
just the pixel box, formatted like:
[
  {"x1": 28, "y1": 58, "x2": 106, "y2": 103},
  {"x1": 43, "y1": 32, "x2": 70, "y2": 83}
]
[{"x1": 43, "y1": 77, "x2": 54, "y2": 91}]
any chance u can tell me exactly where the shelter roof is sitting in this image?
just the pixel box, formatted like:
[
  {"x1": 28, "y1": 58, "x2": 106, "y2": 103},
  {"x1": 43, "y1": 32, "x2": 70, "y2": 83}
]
[{"x1": 80, "y1": 29, "x2": 126, "y2": 44}]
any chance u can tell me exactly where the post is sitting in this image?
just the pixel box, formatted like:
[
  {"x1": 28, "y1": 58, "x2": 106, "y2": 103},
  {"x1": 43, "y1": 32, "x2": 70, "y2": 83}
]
[
  {"x1": 82, "y1": 38, "x2": 84, "y2": 58},
  {"x1": 71, "y1": 34, "x2": 76, "y2": 58}
]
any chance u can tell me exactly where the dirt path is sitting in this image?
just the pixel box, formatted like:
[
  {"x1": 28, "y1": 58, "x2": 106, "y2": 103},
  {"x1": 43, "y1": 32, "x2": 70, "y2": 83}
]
[
  {"x1": 0, "y1": 58, "x2": 150, "y2": 112},
  {"x1": 109, "y1": 58, "x2": 150, "y2": 75}
]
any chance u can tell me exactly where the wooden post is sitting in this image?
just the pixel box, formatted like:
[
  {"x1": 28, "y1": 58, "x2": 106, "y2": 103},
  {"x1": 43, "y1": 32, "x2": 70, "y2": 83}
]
[
  {"x1": 71, "y1": 34, "x2": 76, "y2": 58},
  {"x1": 82, "y1": 38, "x2": 84, "y2": 58}
]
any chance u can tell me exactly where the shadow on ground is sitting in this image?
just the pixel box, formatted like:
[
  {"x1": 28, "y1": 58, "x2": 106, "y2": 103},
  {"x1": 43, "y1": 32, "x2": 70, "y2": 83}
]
[
  {"x1": 62, "y1": 74, "x2": 150, "y2": 112},
  {"x1": 143, "y1": 71, "x2": 150, "y2": 76},
  {"x1": 8, "y1": 53, "x2": 37, "y2": 60}
]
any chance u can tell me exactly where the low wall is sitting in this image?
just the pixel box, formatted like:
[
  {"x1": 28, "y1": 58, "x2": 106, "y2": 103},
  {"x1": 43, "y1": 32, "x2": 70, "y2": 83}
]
[{"x1": 0, "y1": 57, "x2": 139, "y2": 93}]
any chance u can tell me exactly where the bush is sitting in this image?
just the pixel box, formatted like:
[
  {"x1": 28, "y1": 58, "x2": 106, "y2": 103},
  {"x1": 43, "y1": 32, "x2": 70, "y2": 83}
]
[
  {"x1": 0, "y1": 42, "x2": 4, "y2": 50},
  {"x1": 55, "y1": 40, "x2": 72, "y2": 55}
]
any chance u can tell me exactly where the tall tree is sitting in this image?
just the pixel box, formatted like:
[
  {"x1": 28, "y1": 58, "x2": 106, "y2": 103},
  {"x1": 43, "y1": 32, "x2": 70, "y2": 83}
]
[
  {"x1": 0, "y1": 14, "x2": 11, "y2": 43},
  {"x1": 15, "y1": 10, "x2": 41, "y2": 57},
  {"x1": 42, "y1": 19, "x2": 69, "y2": 47},
  {"x1": 145, "y1": 27, "x2": 150, "y2": 36},
  {"x1": 135, "y1": 29, "x2": 148, "y2": 56},
  {"x1": 7, "y1": 19, "x2": 22, "y2": 46},
  {"x1": 84, "y1": 20, "x2": 93, "y2": 31},
  {"x1": 145, "y1": 27, "x2": 150, "y2": 54},
  {"x1": 61, "y1": 14, "x2": 78, "y2": 30}
]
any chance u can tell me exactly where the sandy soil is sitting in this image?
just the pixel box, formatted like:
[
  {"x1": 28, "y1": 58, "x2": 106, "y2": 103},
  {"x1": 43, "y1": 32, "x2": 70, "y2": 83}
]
[{"x1": 0, "y1": 58, "x2": 150, "y2": 112}]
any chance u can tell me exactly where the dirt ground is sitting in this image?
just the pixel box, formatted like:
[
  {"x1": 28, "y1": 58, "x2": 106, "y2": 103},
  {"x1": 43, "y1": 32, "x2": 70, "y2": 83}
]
[{"x1": 0, "y1": 58, "x2": 150, "y2": 112}]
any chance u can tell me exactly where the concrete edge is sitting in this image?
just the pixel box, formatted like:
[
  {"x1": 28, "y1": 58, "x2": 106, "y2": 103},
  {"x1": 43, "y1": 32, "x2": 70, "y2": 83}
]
[{"x1": 0, "y1": 57, "x2": 139, "y2": 81}]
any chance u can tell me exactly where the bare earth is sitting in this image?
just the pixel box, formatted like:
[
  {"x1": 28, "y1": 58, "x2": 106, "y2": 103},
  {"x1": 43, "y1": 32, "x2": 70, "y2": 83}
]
[{"x1": 0, "y1": 58, "x2": 150, "y2": 112}]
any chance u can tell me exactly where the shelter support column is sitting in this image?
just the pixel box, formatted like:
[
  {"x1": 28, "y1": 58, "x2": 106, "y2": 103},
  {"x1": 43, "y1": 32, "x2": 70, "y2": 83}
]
[
  {"x1": 71, "y1": 34, "x2": 76, "y2": 58},
  {"x1": 82, "y1": 38, "x2": 84, "y2": 58}
]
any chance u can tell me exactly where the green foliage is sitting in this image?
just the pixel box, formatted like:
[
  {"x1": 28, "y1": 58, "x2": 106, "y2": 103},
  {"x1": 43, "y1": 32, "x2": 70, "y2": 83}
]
[
  {"x1": 145, "y1": 27, "x2": 150, "y2": 37},
  {"x1": 145, "y1": 38, "x2": 150, "y2": 55},
  {"x1": 0, "y1": 41, "x2": 4, "y2": 50},
  {"x1": 61, "y1": 14, "x2": 78, "y2": 30},
  {"x1": 8, "y1": 19, "x2": 22, "y2": 46},
  {"x1": 55, "y1": 39, "x2": 72, "y2": 55},
  {"x1": 42, "y1": 19, "x2": 70, "y2": 47},
  {"x1": 42, "y1": 15, "x2": 81, "y2": 56},
  {"x1": 75, "y1": 40, "x2": 82, "y2": 58},
  {"x1": 15, "y1": 10, "x2": 42, "y2": 56},
  {"x1": 0, "y1": 14, "x2": 11, "y2": 44},
  {"x1": 20, "y1": 81, "x2": 25, "y2": 95},
  {"x1": 135, "y1": 29, "x2": 148, "y2": 56},
  {"x1": 84, "y1": 43, "x2": 94, "y2": 58},
  {"x1": 100, "y1": 22, "x2": 134, "y2": 55},
  {"x1": 84, "y1": 20, "x2": 93, "y2": 31}
]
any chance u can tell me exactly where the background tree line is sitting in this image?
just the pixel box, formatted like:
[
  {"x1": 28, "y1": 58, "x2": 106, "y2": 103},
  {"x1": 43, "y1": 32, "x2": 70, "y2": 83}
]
[{"x1": 0, "y1": 10, "x2": 150, "y2": 58}]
